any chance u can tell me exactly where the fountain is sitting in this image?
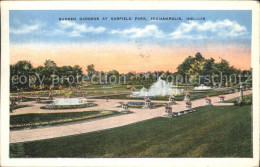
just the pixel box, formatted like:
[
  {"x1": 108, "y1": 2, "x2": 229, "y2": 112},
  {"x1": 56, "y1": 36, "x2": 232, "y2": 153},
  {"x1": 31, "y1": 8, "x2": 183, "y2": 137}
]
[
  {"x1": 41, "y1": 98, "x2": 96, "y2": 110},
  {"x1": 52, "y1": 98, "x2": 85, "y2": 106},
  {"x1": 194, "y1": 84, "x2": 212, "y2": 91},
  {"x1": 131, "y1": 77, "x2": 184, "y2": 97}
]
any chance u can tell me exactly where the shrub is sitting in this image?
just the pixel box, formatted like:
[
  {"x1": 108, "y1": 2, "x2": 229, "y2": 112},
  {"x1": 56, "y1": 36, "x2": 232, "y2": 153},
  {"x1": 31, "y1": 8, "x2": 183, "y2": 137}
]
[{"x1": 234, "y1": 95, "x2": 252, "y2": 106}]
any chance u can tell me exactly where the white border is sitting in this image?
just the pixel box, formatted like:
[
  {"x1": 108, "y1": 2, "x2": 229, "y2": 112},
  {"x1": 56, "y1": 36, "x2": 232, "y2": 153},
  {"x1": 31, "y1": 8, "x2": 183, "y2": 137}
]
[{"x1": 1, "y1": 1, "x2": 259, "y2": 167}]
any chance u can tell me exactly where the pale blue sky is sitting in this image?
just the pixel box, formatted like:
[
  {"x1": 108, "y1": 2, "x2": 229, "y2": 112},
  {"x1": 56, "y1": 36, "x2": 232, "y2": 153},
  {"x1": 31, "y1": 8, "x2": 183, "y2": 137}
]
[{"x1": 9, "y1": 10, "x2": 252, "y2": 47}]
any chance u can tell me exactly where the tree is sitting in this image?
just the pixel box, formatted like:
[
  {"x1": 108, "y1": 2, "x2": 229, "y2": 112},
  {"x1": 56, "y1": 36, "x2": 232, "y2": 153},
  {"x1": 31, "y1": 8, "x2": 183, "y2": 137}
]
[
  {"x1": 213, "y1": 58, "x2": 231, "y2": 85},
  {"x1": 200, "y1": 58, "x2": 215, "y2": 85},
  {"x1": 87, "y1": 64, "x2": 96, "y2": 78},
  {"x1": 177, "y1": 56, "x2": 194, "y2": 76},
  {"x1": 44, "y1": 60, "x2": 57, "y2": 69},
  {"x1": 73, "y1": 65, "x2": 83, "y2": 78},
  {"x1": 10, "y1": 61, "x2": 34, "y2": 91},
  {"x1": 194, "y1": 52, "x2": 204, "y2": 61},
  {"x1": 107, "y1": 70, "x2": 119, "y2": 83}
]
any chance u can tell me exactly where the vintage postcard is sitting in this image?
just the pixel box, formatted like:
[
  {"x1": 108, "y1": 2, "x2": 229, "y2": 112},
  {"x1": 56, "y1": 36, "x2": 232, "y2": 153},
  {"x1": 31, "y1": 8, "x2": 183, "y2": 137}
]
[{"x1": 1, "y1": 1, "x2": 259, "y2": 167}]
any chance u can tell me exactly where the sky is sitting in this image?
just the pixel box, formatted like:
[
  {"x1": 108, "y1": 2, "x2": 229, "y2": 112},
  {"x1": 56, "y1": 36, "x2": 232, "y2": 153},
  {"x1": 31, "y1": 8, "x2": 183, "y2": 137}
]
[{"x1": 9, "y1": 10, "x2": 252, "y2": 73}]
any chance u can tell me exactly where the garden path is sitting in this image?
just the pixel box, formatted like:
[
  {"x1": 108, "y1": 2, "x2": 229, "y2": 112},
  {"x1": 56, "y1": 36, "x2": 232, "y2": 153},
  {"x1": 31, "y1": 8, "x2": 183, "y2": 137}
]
[{"x1": 10, "y1": 90, "x2": 251, "y2": 143}]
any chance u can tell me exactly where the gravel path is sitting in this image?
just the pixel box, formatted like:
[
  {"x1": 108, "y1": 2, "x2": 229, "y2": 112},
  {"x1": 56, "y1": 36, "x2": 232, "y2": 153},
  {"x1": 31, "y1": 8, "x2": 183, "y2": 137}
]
[{"x1": 10, "y1": 90, "x2": 251, "y2": 143}]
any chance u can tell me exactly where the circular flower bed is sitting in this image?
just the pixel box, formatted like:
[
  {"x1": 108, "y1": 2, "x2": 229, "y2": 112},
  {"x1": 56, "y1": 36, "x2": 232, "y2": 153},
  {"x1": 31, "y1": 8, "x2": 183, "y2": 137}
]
[{"x1": 117, "y1": 101, "x2": 164, "y2": 108}]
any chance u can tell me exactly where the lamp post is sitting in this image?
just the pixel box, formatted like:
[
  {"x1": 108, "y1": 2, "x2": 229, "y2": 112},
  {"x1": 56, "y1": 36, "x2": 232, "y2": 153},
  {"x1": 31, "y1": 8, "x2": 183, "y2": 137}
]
[{"x1": 239, "y1": 85, "x2": 244, "y2": 101}]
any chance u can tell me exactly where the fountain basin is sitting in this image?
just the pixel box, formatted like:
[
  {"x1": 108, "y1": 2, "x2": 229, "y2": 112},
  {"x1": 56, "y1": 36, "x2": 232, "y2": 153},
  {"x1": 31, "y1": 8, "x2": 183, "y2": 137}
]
[
  {"x1": 193, "y1": 84, "x2": 212, "y2": 91},
  {"x1": 41, "y1": 98, "x2": 97, "y2": 110},
  {"x1": 52, "y1": 98, "x2": 85, "y2": 105}
]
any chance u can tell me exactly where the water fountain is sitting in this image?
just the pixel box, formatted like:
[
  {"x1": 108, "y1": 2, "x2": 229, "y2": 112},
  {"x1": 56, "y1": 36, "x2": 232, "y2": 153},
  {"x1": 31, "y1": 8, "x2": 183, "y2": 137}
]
[
  {"x1": 41, "y1": 98, "x2": 96, "y2": 109},
  {"x1": 131, "y1": 77, "x2": 184, "y2": 97},
  {"x1": 52, "y1": 98, "x2": 85, "y2": 105},
  {"x1": 193, "y1": 84, "x2": 212, "y2": 91}
]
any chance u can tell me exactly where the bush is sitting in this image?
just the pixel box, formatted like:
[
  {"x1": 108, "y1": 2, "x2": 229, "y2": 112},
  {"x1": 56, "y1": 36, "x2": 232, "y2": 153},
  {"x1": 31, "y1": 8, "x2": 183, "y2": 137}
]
[{"x1": 234, "y1": 95, "x2": 252, "y2": 106}]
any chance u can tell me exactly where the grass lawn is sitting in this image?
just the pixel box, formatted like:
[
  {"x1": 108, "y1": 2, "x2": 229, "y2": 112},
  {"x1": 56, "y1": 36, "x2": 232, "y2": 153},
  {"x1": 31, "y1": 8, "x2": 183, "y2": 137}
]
[
  {"x1": 10, "y1": 105, "x2": 252, "y2": 158},
  {"x1": 10, "y1": 104, "x2": 32, "y2": 112},
  {"x1": 93, "y1": 89, "x2": 231, "y2": 101},
  {"x1": 10, "y1": 110, "x2": 120, "y2": 130},
  {"x1": 225, "y1": 94, "x2": 252, "y2": 103}
]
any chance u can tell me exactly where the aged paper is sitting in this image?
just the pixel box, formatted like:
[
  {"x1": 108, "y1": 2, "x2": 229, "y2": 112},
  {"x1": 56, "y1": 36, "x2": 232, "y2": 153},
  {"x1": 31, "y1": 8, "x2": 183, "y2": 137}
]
[{"x1": 1, "y1": 1, "x2": 259, "y2": 167}]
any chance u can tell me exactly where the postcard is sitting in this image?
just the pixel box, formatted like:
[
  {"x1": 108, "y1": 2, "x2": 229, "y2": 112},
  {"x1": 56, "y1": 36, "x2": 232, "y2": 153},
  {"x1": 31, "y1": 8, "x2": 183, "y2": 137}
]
[{"x1": 1, "y1": 1, "x2": 259, "y2": 167}]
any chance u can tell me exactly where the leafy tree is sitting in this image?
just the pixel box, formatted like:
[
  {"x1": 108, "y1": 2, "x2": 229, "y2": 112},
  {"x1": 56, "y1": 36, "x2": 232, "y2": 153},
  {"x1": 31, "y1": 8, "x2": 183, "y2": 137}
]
[
  {"x1": 177, "y1": 56, "x2": 194, "y2": 76},
  {"x1": 87, "y1": 64, "x2": 96, "y2": 78},
  {"x1": 194, "y1": 52, "x2": 204, "y2": 61},
  {"x1": 10, "y1": 61, "x2": 33, "y2": 91},
  {"x1": 200, "y1": 58, "x2": 215, "y2": 85},
  {"x1": 106, "y1": 70, "x2": 119, "y2": 83},
  {"x1": 44, "y1": 60, "x2": 57, "y2": 69}
]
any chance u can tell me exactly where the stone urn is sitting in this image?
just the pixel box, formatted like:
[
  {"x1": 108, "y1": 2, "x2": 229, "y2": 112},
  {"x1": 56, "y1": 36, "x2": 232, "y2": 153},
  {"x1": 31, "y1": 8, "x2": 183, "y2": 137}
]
[
  {"x1": 163, "y1": 104, "x2": 173, "y2": 118},
  {"x1": 184, "y1": 92, "x2": 190, "y2": 101},
  {"x1": 186, "y1": 101, "x2": 192, "y2": 109},
  {"x1": 168, "y1": 96, "x2": 176, "y2": 105},
  {"x1": 205, "y1": 96, "x2": 212, "y2": 106},
  {"x1": 121, "y1": 103, "x2": 131, "y2": 113},
  {"x1": 143, "y1": 97, "x2": 152, "y2": 109},
  {"x1": 219, "y1": 95, "x2": 225, "y2": 102}
]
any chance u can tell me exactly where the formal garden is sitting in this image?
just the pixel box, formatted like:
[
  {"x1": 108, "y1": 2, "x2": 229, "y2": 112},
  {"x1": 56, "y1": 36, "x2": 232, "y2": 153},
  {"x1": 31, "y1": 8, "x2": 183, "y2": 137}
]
[
  {"x1": 9, "y1": 52, "x2": 253, "y2": 157},
  {"x1": 10, "y1": 103, "x2": 252, "y2": 157}
]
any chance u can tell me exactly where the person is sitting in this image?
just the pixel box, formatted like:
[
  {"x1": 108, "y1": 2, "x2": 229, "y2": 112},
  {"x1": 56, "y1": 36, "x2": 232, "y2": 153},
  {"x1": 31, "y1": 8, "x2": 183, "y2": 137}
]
[
  {"x1": 17, "y1": 96, "x2": 21, "y2": 103},
  {"x1": 48, "y1": 92, "x2": 53, "y2": 100},
  {"x1": 106, "y1": 97, "x2": 109, "y2": 102},
  {"x1": 36, "y1": 95, "x2": 41, "y2": 103},
  {"x1": 82, "y1": 92, "x2": 86, "y2": 98},
  {"x1": 10, "y1": 97, "x2": 16, "y2": 105}
]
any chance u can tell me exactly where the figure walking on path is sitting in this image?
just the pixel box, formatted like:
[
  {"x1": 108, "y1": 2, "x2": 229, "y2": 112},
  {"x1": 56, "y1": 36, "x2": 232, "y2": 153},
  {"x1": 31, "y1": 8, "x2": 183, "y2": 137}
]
[{"x1": 48, "y1": 92, "x2": 53, "y2": 100}]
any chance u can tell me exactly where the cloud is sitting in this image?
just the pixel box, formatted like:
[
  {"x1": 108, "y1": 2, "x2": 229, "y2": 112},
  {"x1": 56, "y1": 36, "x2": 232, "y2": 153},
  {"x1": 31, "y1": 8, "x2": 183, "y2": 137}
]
[
  {"x1": 170, "y1": 19, "x2": 247, "y2": 39},
  {"x1": 56, "y1": 20, "x2": 106, "y2": 37},
  {"x1": 10, "y1": 20, "x2": 44, "y2": 34},
  {"x1": 109, "y1": 19, "x2": 247, "y2": 40},
  {"x1": 110, "y1": 25, "x2": 165, "y2": 39}
]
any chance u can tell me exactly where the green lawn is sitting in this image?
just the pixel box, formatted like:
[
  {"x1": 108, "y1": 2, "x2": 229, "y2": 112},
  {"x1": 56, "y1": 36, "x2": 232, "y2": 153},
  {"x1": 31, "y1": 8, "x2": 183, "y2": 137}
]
[
  {"x1": 94, "y1": 89, "x2": 231, "y2": 101},
  {"x1": 225, "y1": 94, "x2": 252, "y2": 103},
  {"x1": 10, "y1": 110, "x2": 120, "y2": 130},
  {"x1": 10, "y1": 104, "x2": 32, "y2": 112},
  {"x1": 10, "y1": 105, "x2": 252, "y2": 158}
]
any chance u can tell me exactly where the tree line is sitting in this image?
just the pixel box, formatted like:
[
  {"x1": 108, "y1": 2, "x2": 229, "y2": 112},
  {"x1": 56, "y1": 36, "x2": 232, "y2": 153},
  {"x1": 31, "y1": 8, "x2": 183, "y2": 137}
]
[{"x1": 10, "y1": 52, "x2": 252, "y2": 92}]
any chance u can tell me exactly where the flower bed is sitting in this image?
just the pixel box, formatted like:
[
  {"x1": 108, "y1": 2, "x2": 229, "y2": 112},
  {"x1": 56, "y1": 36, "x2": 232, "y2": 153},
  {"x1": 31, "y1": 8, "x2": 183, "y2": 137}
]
[
  {"x1": 117, "y1": 101, "x2": 164, "y2": 108},
  {"x1": 10, "y1": 110, "x2": 119, "y2": 130}
]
